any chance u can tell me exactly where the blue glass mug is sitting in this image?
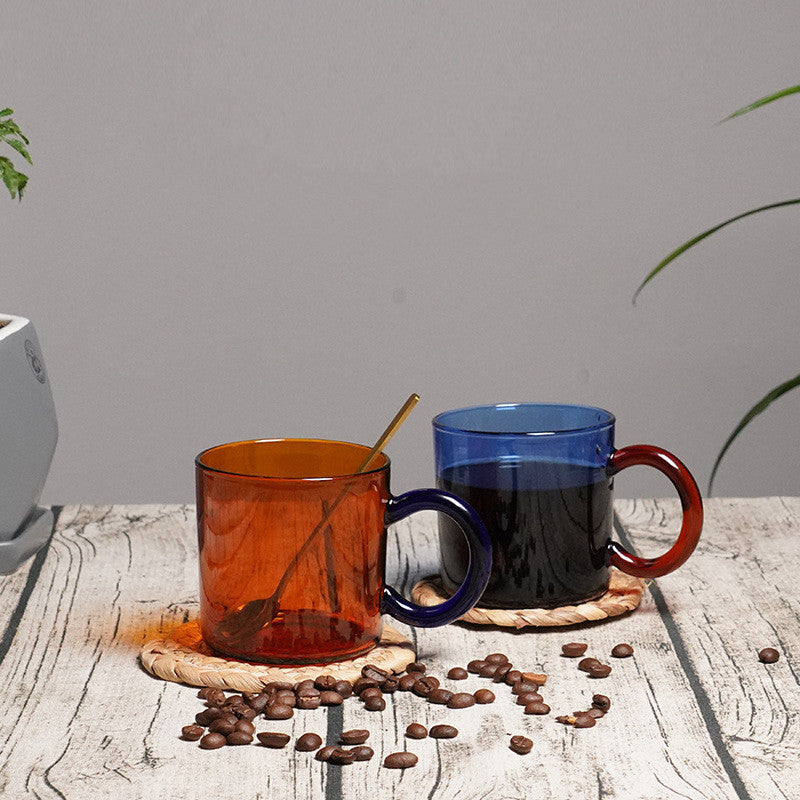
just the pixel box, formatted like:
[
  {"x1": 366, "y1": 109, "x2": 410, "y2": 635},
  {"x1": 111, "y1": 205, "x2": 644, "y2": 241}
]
[{"x1": 434, "y1": 404, "x2": 703, "y2": 609}]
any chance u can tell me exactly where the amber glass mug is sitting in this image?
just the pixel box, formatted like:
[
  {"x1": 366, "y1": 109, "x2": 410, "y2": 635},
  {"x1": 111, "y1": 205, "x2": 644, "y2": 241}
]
[{"x1": 196, "y1": 438, "x2": 492, "y2": 664}]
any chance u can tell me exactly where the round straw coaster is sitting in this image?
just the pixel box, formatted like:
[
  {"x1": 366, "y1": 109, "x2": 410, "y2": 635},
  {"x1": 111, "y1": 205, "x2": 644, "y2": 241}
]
[
  {"x1": 139, "y1": 621, "x2": 415, "y2": 693},
  {"x1": 411, "y1": 569, "x2": 646, "y2": 629}
]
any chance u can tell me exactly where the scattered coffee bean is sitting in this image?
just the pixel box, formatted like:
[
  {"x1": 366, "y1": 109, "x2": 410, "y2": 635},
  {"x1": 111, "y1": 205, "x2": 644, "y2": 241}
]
[
  {"x1": 294, "y1": 679, "x2": 315, "y2": 694},
  {"x1": 257, "y1": 731, "x2": 290, "y2": 749},
  {"x1": 407, "y1": 661, "x2": 426, "y2": 674},
  {"x1": 504, "y1": 669, "x2": 523, "y2": 686},
  {"x1": 447, "y1": 666, "x2": 469, "y2": 680},
  {"x1": 573, "y1": 713, "x2": 597, "y2": 728},
  {"x1": 296, "y1": 695, "x2": 322, "y2": 710},
  {"x1": 264, "y1": 703, "x2": 293, "y2": 720},
  {"x1": 478, "y1": 662, "x2": 501, "y2": 678},
  {"x1": 274, "y1": 690, "x2": 296, "y2": 707},
  {"x1": 295, "y1": 684, "x2": 319, "y2": 699},
  {"x1": 485, "y1": 652, "x2": 509, "y2": 664},
  {"x1": 405, "y1": 722, "x2": 428, "y2": 739},
  {"x1": 328, "y1": 748, "x2": 357, "y2": 765},
  {"x1": 197, "y1": 687, "x2": 214, "y2": 700},
  {"x1": 315, "y1": 674, "x2": 337, "y2": 691},
  {"x1": 334, "y1": 680, "x2": 353, "y2": 698},
  {"x1": 384, "y1": 751, "x2": 418, "y2": 769},
  {"x1": 473, "y1": 688, "x2": 495, "y2": 704},
  {"x1": 524, "y1": 702, "x2": 551, "y2": 715},
  {"x1": 398, "y1": 673, "x2": 419, "y2": 691},
  {"x1": 244, "y1": 693, "x2": 269, "y2": 713},
  {"x1": 266, "y1": 681, "x2": 293, "y2": 692},
  {"x1": 611, "y1": 643, "x2": 634, "y2": 658},
  {"x1": 199, "y1": 732, "x2": 227, "y2": 750},
  {"x1": 516, "y1": 691, "x2": 543, "y2": 706},
  {"x1": 509, "y1": 735, "x2": 533, "y2": 755},
  {"x1": 340, "y1": 729, "x2": 370, "y2": 745},
  {"x1": 759, "y1": 647, "x2": 780, "y2": 664},
  {"x1": 362, "y1": 664, "x2": 389, "y2": 682},
  {"x1": 319, "y1": 691, "x2": 344, "y2": 706},
  {"x1": 181, "y1": 724, "x2": 204, "y2": 741},
  {"x1": 467, "y1": 659, "x2": 486, "y2": 673},
  {"x1": 359, "y1": 686, "x2": 383, "y2": 702},
  {"x1": 427, "y1": 688, "x2": 454, "y2": 705},
  {"x1": 586, "y1": 708, "x2": 605, "y2": 719},
  {"x1": 350, "y1": 745, "x2": 374, "y2": 761},
  {"x1": 195, "y1": 707, "x2": 222, "y2": 726},
  {"x1": 429, "y1": 724, "x2": 458, "y2": 739},
  {"x1": 234, "y1": 705, "x2": 258, "y2": 720},
  {"x1": 562, "y1": 642, "x2": 588, "y2": 658},
  {"x1": 296, "y1": 732, "x2": 323, "y2": 752},
  {"x1": 578, "y1": 657, "x2": 602, "y2": 673},
  {"x1": 381, "y1": 677, "x2": 399, "y2": 693},
  {"x1": 492, "y1": 663, "x2": 512, "y2": 683},
  {"x1": 592, "y1": 694, "x2": 611, "y2": 712},
  {"x1": 447, "y1": 692, "x2": 476, "y2": 709},
  {"x1": 208, "y1": 715, "x2": 237, "y2": 735},
  {"x1": 512, "y1": 681, "x2": 541, "y2": 696},
  {"x1": 587, "y1": 663, "x2": 612, "y2": 679},
  {"x1": 364, "y1": 694, "x2": 386, "y2": 711},
  {"x1": 226, "y1": 731, "x2": 254, "y2": 746},
  {"x1": 352, "y1": 677, "x2": 380, "y2": 694},
  {"x1": 521, "y1": 671, "x2": 547, "y2": 686},
  {"x1": 204, "y1": 688, "x2": 226, "y2": 707},
  {"x1": 315, "y1": 745, "x2": 338, "y2": 762},
  {"x1": 412, "y1": 676, "x2": 440, "y2": 697},
  {"x1": 234, "y1": 719, "x2": 255, "y2": 735}
]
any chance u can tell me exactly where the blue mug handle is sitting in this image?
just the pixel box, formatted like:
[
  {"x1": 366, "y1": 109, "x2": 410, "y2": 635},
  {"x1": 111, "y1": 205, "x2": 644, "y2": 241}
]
[{"x1": 381, "y1": 488, "x2": 492, "y2": 627}]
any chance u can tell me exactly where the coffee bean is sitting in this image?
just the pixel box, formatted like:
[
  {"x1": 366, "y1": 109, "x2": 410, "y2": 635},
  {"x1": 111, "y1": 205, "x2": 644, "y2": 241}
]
[
  {"x1": 504, "y1": 669, "x2": 523, "y2": 686},
  {"x1": 521, "y1": 671, "x2": 547, "y2": 686},
  {"x1": 257, "y1": 731, "x2": 290, "y2": 748},
  {"x1": 524, "y1": 702, "x2": 551, "y2": 715},
  {"x1": 208, "y1": 716, "x2": 237, "y2": 735},
  {"x1": 397, "y1": 674, "x2": 419, "y2": 692},
  {"x1": 226, "y1": 731, "x2": 254, "y2": 745},
  {"x1": 264, "y1": 703, "x2": 293, "y2": 720},
  {"x1": 362, "y1": 664, "x2": 389, "y2": 682},
  {"x1": 294, "y1": 679, "x2": 315, "y2": 693},
  {"x1": 340, "y1": 729, "x2": 370, "y2": 745},
  {"x1": 296, "y1": 695, "x2": 322, "y2": 710},
  {"x1": 195, "y1": 706, "x2": 222, "y2": 726},
  {"x1": 315, "y1": 674, "x2": 337, "y2": 690},
  {"x1": 315, "y1": 745, "x2": 338, "y2": 762},
  {"x1": 381, "y1": 676, "x2": 399, "y2": 693},
  {"x1": 204, "y1": 688, "x2": 226, "y2": 707},
  {"x1": 359, "y1": 687, "x2": 383, "y2": 702},
  {"x1": 351, "y1": 677, "x2": 377, "y2": 695},
  {"x1": 181, "y1": 724, "x2": 204, "y2": 741},
  {"x1": 467, "y1": 659, "x2": 486, "y2": 673},
  {"x1": 492, "y1": 663, "x2": 513, "y2": 683},
  {"x1": 405, "y1": 723, "x2": 427, "y2": 739},
  {"x1": 478, "y1": 662, "x2": 501, "y2": 678},
  {"x1": 485, "y1": 652, "x2": 509, "y2": 664},
  {"x1": 586, "y1": 707, "x2": 605, "y2": 719},
  {"x1": 199, "y1": 732, "x2": 227, "y2": 750},
  {"x1": 578, "y1": 657, "x2": 602, "y2": 673},
  {"x1": 350, "y1": 745, "x2": 374, "y2": 761},
  {"x1": 364, "y1": 694, "x2": 386, "y2": 711},
  {"x1": 266, "y1": 681, "x2": 294, "y2": 692},
  {"x1": 406, "y1": 661, "x2": 426, "y2": 674},
  {"x1": 429, "y1": 724, "x2": 458, "y2": 739},
  {"x1": 427, "y1": 688, "x2": 454, "y2": 705},
  {"x1": 319, "y1": 691, "x2": 344, "y2": 706},
  {"x1": 412, "y1": 676, "x2": 440, "y2": 697},
  {"x1": 384, "y1": 751, "x2": 418, "y2": 769},
  {"x1": 295, "y1": 683, "x2": 320, "y2": 698},
  {"x1": 447, "y1": 667, "x2": 468, "y2": 680},
  {"x1": 573, "y1": 713, "x2": 596, "y2": 728},
  {"x1": 334, "y1": 680, "x2": 353, "y2": 698},
  {"x1": 234, "y1": 719, "x2": 255, "y2": 735},
  {"x1": 232, "y1": 706, "x2": 257, "y2": 720},
  {"x1": 516, "y1": 691, "x2": 543, "y2": 706},
  {"x1": 592, "y1": 694, "x2": 611, "y2": 712},
  {"x1": 512, "y1": 681, "x2": 541, "y2": 696},
  {"x1": 611, "y1": 643, "x2": 634, "y2": 658},
  {"x1": 275, "y1": 690, "x2": 296, "y2": 707},
  {"x1": 447, "y1": 692, "x2": 476, "y2": 709},
  {"x1": 509, "y1": 735, "x2": 533, "y2": 755},
  {"x1": 244, "y1": 693, "x2": 269, "y2": 713},
  {"x1": 328, "y1": 747, "x2": 357, "y2": 765},
  {"x1": 473, "y1": 688, "x2": 495, "y2": 704},
  {"x1": 296, "y1": 732, "x2": 323, "y2": 752},
  {"x1": 562, "y1": 642, "x2": 589, "y2": 658},
  {"x1": 759, "y1": 647, "x2": 780, "y2": 664},
  {"x1": 197, "y1": 687, "x2": 214, "y2": 699},
  {"x1": 588, "y1": 663, "x2": 612, "y2": 679}
]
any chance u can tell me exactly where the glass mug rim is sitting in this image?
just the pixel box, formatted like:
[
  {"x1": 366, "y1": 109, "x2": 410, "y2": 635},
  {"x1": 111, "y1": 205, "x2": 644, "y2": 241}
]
[
  {"x1": 432, "y1": 402, "x2": 616, "y2": 438},
  {"x1": 195, "y1": 437, "x2": 390, "y2": 482}
]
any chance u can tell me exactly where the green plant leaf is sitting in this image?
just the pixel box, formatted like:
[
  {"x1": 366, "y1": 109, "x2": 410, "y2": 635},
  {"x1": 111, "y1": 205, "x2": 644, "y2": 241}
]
[
  {"x1": 722, "y1": 85, "x2": 800, "y2": 121},
  {"x1": 2, "y1": 136, "x2": 32, "y2": 164},
  {"x1": 0, "y1": 155, "x2": 28, "y2": 199},
  {"x1": 708, "y1": 372, "x2": 800, "y2": 495},
  {"x1": 633, "y1": 198, "x2": 800, "y2": 304},
  {"x1": 0, "y1": 108, "x2": 13, "y2": 118}
]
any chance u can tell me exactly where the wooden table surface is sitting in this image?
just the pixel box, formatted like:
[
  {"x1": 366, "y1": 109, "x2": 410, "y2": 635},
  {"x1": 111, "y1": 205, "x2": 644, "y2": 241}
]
[{"x1": 1, "y1": 498, "x2": 799, "y2": 800}]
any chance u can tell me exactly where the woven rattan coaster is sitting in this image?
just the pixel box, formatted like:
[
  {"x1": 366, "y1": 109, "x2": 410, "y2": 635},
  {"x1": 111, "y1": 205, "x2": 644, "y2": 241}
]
[
  {"x1": 411, "y1": 569, "x2": 646, "y2": 629},
  {"x1": 140, "y1": 621, "x2": 415, "y2": 693}
]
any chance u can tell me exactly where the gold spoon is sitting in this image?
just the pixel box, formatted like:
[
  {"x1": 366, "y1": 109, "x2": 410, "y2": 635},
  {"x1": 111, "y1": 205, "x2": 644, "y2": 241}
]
[{"x1": 214, "y1": 393, "x2": 420, "y2": 646}]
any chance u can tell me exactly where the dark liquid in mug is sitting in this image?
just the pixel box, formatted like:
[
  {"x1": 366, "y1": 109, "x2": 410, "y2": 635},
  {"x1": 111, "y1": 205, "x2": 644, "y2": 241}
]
[{"x1": 438, "y1": 459, "x2": 613, "y2": 609}]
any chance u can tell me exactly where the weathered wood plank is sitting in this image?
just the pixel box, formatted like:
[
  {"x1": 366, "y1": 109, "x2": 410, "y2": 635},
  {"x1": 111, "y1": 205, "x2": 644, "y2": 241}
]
[{"x1": 0, "y1": 500, "x2": 798, "y2": 799}]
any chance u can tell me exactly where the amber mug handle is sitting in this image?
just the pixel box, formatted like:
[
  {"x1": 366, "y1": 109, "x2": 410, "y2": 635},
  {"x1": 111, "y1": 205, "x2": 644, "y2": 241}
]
[{"x1": 606, "y1": 445, "x2": 703, "y2": 578}]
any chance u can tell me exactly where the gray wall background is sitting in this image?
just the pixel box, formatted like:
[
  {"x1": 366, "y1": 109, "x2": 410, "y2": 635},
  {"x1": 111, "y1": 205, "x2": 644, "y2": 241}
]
[{"x1": 4, "y1": 2, "x2": 799, "y2": 504}]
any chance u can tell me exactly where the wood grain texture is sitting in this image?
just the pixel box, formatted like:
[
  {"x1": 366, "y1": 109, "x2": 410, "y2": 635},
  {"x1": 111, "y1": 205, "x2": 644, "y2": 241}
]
[{"x1": 0, "y1": 500, "x2": 798, "y2": 799}]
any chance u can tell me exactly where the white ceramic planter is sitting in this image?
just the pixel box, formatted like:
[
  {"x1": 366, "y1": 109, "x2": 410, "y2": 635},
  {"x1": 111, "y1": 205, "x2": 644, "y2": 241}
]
[{"x1": 0, "y1": 314, "x2": 58, "y2": 573}]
